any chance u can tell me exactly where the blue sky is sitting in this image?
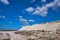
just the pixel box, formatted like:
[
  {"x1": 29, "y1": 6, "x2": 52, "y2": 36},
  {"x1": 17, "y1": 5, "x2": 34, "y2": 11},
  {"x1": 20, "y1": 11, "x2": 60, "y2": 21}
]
[{"x1": 0, "y1": 0, "x2": 60, "y2": 30}]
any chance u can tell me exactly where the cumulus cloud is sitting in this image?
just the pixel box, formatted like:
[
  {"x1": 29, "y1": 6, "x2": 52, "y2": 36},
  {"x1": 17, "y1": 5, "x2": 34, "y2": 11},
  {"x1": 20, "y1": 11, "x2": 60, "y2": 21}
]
[
  {"x1": 0, "y1": 0, "x2": 9, "y2": 5},
  {"x1": 25, "y1": 5, "x2": 48, "y2": 17},
  {"x1": 19, "y1": 16, "x2": 35, "y2": 26},
  {"x1": 24, "y1": 0, "x2": 60, "y2": 17},
  {"x1": 33, "y1": 6, "x2": 48, "y2": 17},
  {"x1": 25, "y1": 7, "x2": 34, "y2": 13}
]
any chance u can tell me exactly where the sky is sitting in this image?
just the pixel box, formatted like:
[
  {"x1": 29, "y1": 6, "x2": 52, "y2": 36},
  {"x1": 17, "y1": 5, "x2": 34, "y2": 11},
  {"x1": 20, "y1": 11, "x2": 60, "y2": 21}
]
[{"x1": 0, "y1": 0, "x2": 60, "y2": 30}]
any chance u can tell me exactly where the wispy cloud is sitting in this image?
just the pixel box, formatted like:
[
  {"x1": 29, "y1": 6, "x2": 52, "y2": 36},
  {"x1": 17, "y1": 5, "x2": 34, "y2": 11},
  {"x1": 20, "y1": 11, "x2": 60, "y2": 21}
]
[
  {"x1": 19, "y1": 16, "x2": 29, "y2": 26},
  {"x1": 24, "y1": 0, "x2": 60, "y2": 17},
  {"x1": 0, "y1": 0, "x2": 9, "y2": 5},
  {"x1": 29, "y1": 20, "x2": 35, "y2": 22},
  {"x1": 31, "y1": 0, "x2": 35, "y2": 3},
  {"x1": 45, "y1": 0, "x2": 60, "y2": 8},
  {"x1": 0, "y1": 15, "x2": 5, "y2": 18},
  {"x1": 41, "y1": 0, "x2": 46, "y2": 2},
  {"x1": 19, "y1": 16, "x2": 35, "y2": 26}
]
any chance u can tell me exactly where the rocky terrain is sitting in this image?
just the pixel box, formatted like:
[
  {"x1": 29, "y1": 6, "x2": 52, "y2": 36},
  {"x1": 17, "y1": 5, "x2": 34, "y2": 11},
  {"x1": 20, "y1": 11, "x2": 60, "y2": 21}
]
[
  {"x1": 0, "y1": 20, "x2": 60, "y2": 40},
  {"x1": 14, "y1": 29, "x2": 60, "y2": 40}
]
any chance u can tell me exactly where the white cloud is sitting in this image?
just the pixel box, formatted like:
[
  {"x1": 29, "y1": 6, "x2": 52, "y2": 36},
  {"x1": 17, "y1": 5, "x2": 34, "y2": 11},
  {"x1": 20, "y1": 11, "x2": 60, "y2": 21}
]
[
  {"x1": 25, "y1": 7, "x2": 34, "y2": 13},
  {"x1": 29, "y1": 20, "x2": 35, "y2": 22},
  {"x1": 19, "y1": 16, "x2": 28, "y2": 22},
  {"x1": 31, "y1": 0, "x2": 46, "y2": 3},
  {"x1": 19, "y1": 16, "x2": 35, "y2": 26},
  {"x1": 24, "y1": 0, "x2": 60, "y2": 17},
  {"x1": 41, "y1": 0, "x2": 46, "y2": 2},
  {"x1": 33, "y1": 6, "x2": 48, "y2": 17},
  {"x1": 0, "y1": 0, "x2": 9, "y2": 5},
  {"x1": 19, "y1": 18, "x2": 29, "y2": 26},
  {"x1": 46, "y1": 0, "x2": 60, "y2": 8},
  {"x1": 57, "y1": 2, "x2": 60, "y2": 6},
  {"x1": 19, "y1": 18, "x2": 28, "y2": 22},
  {"x1": 19, "y1": 16, "x2": 23, "y2": 19},
  {"x1": 25, "y1": 5, "x2": 48, "y2": 17},
  {"x1": 33, "y1": 10, "x2": 40, "y2": 15}
]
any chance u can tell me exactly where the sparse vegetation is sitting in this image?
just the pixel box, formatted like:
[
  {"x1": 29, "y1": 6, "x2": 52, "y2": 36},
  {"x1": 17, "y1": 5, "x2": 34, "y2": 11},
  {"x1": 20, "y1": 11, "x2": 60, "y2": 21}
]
[
  {"x1": 14, "y1": 29, "x2": 60, "y2": 40},
  {"x1": 4, "y1": 38, "x2": 10, "y2": 40},
  {"x1": 28, "y1": 38, "x2": 35, "y2": 40},
  {"x1": 56, "y1": 29, "x2": 60, "y2": 34},
  {"x1": 14, "y1": 31, "x2": 33, "y2": 36},
  {"x1": 0, "y1": 28, "x2": 60, "y2": 40}
]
